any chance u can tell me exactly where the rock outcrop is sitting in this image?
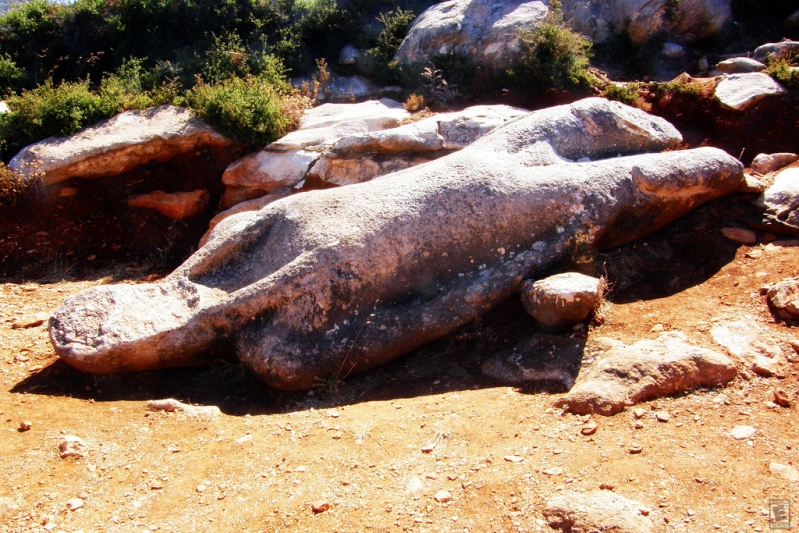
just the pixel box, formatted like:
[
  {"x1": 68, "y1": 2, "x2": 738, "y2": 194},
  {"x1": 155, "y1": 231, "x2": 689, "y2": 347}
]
[
  {"x1": 753, "y1": 40, "x2": 799, "y2": 63},
  {"x1": 555, "y1": 332, "x2": 738, "y2": 415},
  {"x1": 394, "y1": 0, "x2": 548, "y2": 69},
  {"x1": 10, "y1": 105, "x2": 232, "y2": 186},
  {"x1": 544, "y1": 490, "x2": 655, "y2": 533},
  {"x1": 393, "y1": 0, "x2": 733, "y2": 68},
  {"x1": 49, "y1": 98, "x2": 743, "y2": 391},
  {"x1": 562, "y1": 0, "x2": 732, "y2": 46},
  {"x1": 714, "y1": 73, "x2": 786, "y2": 111},
  {"x1": 768, "y1": 278, "x2": 799, "y2": 321},
  {"x1": 219, "y1": 98, "x2": 410, "y2": 208}
]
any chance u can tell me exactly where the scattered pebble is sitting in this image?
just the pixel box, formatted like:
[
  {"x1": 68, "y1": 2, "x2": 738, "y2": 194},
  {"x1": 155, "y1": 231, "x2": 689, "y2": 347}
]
[
  {"x1": 332, "y1": 431, "x2": 343, "y2": 440},
  {"x1": 628, "y1": 443, "x2": 643, "y2": 454},
  {"x1": 312, "y1": 501, "x2": 331, "y2": 513},
  {"x1": 730, "y1": 425, "x2": 756, "y2": 440},
  {"x1": 11, "y1": 312, "x2": 48, "y2": 329},
  {"x1": 66, "y1": 498, "x2": 84, "y2": 511},
  {"x1": 58, "y1": 436, "x2": 88, "y2": 458},
  {"x1": 581, "y1": 421, "x2": 598, "y2": 435},
  {"x1": 147, "y1": 399, "x2": 221, "y2": 417},
  {"x1": 769, "y1": 462, "x2": 799, "y2": 482},
  {"x1": 773, "y1": 389, "x2": 791, "y2": 408},
  {"x1": 655, "y1": 411, "x2": 670, "y2": 423},
  {"x1": 504, "y1": 455, "x2": 524, "y2": 463},
  {"x1": 18, "y1": 420, "x2": 32, "y2": 432},
  {"x1": 633, "y1": 408, "x2": 646, "y2": 419},
  {"x1": 421, "y1": 443, "x2": 436, "y2": 453},
  {"x1": 542, "y1": 468, "x2": 563, "y2": 476},
  {"x1": 434, "y1": 490, "x2": 452, "y2": 503},
  {"x1": 634, "y1": 421, "x2": 644, "y2": 429}
]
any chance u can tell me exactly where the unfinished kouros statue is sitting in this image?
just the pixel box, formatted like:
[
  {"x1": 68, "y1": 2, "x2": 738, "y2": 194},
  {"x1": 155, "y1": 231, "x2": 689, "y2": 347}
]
[{"x1": 49, "y1": 98, "x2": 743, "y2": 390}]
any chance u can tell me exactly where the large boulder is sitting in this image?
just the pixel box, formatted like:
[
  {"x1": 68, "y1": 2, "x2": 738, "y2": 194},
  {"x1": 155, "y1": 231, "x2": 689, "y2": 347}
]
[
  {"x1": 756, "y1": 167, "x2": 799, "y2": 235},
  {"x1": 520, "y1": 272, "x2": 603, "y2": 326},
  {"x1": 555, "y1": 332, "x2": 738, "y2": 415},
  {"x1": 219, "y1": 98, "x2": 409, "y2": 208},
  {"x1": 10, "y1": 105, "x2": 232, "y2": 186},
  {"x1": 562, "y1": 0, "x2": 732, "y2": 46},
  {"x1": 393, "y1": 0, "x2": 732, "y2": 68},
  {"x1": 754, "y1": 40, "x2": 799, "y2": 63},
  {"x1": 394, "y1": 0, "x2": 548, "y2": 69},
  {"x1": 715, "y1": 72, "x2": 787, "y2": 111},
  {"x1": 49, "y1": 98, "x2": 742, "y2": 391},
  {"x1": 306, "y1": 104, "x2": 528, "y2": 187}
]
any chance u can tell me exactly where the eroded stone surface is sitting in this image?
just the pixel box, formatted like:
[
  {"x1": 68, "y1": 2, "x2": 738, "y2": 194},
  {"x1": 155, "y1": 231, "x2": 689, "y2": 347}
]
[
  {"x1": 758, "y1": 168, "x2": 799, "y2": 235},
  {"x1": 481, "y1": 335, "x2": 585, "y2": 389},
  {"x1": 127, "y1": 190, "x2": 209, "y2": 220},
  {"x1": 716, "y1": 57, "x2": 766, "y2": 74},
  {"x1": 49, "y1": 99, "x2": 742, "y2": 391},
  {"x1": 544, "y1": 490, "x2": 655, "y2": 533},
  {"x1": 751, "y1": 153, "x2": 798, "y2": 174},
  {"x1": 520, "y1": 272, "x2": 602, "y2": 326},
  {"x1": 10, "y1": 105, "x2": 232, "y2": 186},
  {"x1": 556, "y1": 332, "x2": 738, "y2": 415},
  {"x1": 715, "y1": 73, "x2": 786, "y2": 111}
]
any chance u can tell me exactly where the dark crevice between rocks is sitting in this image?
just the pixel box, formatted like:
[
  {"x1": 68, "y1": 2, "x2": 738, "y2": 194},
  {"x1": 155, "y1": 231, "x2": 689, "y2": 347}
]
[{"x1": 0, "y1": 144, "x2": 245, "y2": 283}]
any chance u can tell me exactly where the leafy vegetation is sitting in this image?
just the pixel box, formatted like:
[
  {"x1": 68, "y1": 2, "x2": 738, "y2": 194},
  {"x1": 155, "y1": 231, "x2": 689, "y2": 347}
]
[
  {"x1": 185, "y1": 74, "x2": 304, "y2": 150},
  {"x1": 510, "y1": 0, "x2": 595, "y2": 95},
  {"x1": 765, "y1": 51, "x2": 799, "y2": 91},
  {"x1": 0, "y1": 0, "x2": 431, "y2": 161},
  {"x1": 0, "y1": 161, "x2": 38, "y2": 209}
]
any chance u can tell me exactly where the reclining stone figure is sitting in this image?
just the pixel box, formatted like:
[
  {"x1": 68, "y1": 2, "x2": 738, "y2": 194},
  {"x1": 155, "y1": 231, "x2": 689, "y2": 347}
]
[{"x1": 49, "y1": 98, "x2": 744, "y2": 390}]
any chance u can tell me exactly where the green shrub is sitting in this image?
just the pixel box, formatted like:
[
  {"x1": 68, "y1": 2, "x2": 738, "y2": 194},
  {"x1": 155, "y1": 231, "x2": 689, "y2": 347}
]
[
  {"x1": 511, "y1": 0, "x2": 595, "y2": 95},
  {"x1": 765, "y1": 52, "x2": 799, "y2": 91},
  {"x1": 357, "y1": 8, "x2": 416, "y2": 85},
  {"x1": 0, "y1": 162, "x2": 38, "y2": 209},
  {"x1": 185, "y1": 74, "x2": 294, "y2": 150},
  {"x1": 0, "y1": 53, "x2": 25, "y2": 96},
  {"x1": 0, "y1": 78, "x2": 125, "y2": 160},
  {"x1": 604, "y1": 82, "x2": 642, "y2": 106}
]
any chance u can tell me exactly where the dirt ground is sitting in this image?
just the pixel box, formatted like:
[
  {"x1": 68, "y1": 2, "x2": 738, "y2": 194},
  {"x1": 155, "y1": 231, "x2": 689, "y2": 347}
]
[{"x1": 1, "y1": 186, "x2": 798, "y2": 533}]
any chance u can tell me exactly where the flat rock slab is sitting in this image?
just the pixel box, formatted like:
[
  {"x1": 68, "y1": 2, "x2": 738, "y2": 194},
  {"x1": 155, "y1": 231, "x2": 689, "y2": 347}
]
[
  {"x1": 481, "y1": 334, "x2": 585, "y2": 389},
  {"x1": 751, "y1": 152, "x2": 798, "y2": 174},
  {"x1": 49, "y1": 98, "x2": 742, "y2": 391},
  {"x1": 555, "y1": 332, "x2": 737, "y2": 415},
  {"x1": 544, "y1": 490, "x2": 655, "y2": 533},
  {"x1": 715, "y1": 73, "x2": 786, "y2": 111},
  {"x1": 716, "y1": 57, "x2": 766, "y2": 74},
  {"x1": 127, "y1": 189, "x2": 209, "y2": 220},
  {"x1": 10, "y1": 105, "x2": 232, "y2": 186},
  {"x1": 520, "y1": 272, "x2": 602, "y2": 326}
]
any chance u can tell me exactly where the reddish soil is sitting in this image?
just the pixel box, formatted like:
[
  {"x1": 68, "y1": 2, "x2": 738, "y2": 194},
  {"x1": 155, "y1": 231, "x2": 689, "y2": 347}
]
[
  {"x1": 1, "y1": 86, "x2": 799, "y2": 533},
  {"x1": 1, "y1": 183, "x2": 799, "y2": 532}
]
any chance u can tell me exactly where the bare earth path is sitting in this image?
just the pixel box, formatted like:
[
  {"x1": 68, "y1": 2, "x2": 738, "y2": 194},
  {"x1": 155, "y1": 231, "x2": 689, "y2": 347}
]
[{"x1": 1, "y1": 219, "x2": 798, "y2": 532}]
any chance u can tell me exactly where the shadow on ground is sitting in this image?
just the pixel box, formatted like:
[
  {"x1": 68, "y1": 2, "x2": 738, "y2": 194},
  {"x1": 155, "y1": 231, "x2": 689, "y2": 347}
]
[{"x1": 9, "y1": 197, "x2": 744, "y2": 415}]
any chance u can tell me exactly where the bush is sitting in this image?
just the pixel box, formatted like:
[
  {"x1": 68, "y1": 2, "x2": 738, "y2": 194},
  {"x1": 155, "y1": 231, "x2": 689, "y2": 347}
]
[
  {"x1": 766, "y1": 52, "x2": 799, "y2": 91},
  {"x1": 0, "y1": 162, "x2": 38, "y2": 209},
  {"x1": 185, "y1": 74, "x2": 297, "y2": 150},
  {"x1": 0, "y1": 78, "x2": 125, "y2": 160},
  {"x1": 0, "y1": 53, "x2": 25, "y2": 96},
  {"x1": 511, "y1": 0, "x2": 595, "y2": 95}
]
